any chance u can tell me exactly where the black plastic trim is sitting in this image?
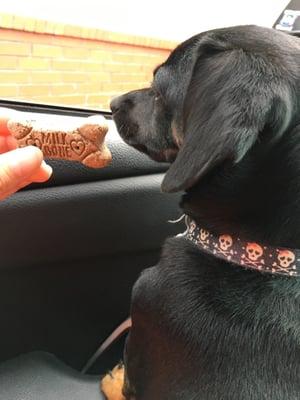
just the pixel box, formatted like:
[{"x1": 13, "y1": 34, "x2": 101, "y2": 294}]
[{"x1": 0, "y1": 99, "x2": 112, "y2": 118}]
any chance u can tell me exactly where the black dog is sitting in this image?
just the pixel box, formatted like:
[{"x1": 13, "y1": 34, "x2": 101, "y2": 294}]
[{"x1": 110, "y1": 25, "x2": 300, "y2": 399}]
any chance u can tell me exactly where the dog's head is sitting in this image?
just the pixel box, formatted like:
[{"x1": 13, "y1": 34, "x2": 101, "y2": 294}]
[{"x1": 111, "y1": 25, "x2": 298, "y2": 193}]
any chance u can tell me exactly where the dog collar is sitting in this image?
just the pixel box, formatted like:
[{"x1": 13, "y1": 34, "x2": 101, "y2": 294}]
[{"x1": 177, "y1": 216, "x2": 300, "y2": 277}]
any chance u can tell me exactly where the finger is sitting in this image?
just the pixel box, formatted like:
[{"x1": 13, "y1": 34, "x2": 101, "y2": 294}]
[
  {"x1": 0, "y1": 108, "x2": 19, "y2": 154},
  {"x1": 0, "y1": 115, "x2": 10, "y2": 137},
  {"x1": 30, "y1": 161, "x2": 53, "y2": 183},
  {"x1": 0, "y1": 146, "x2": 49, "y2": 199},
  {"x1": 0, "y1": 136, "x2": 9, "y2": 153},
  {"x1": 13, "y1": 161, "x2": 53, "y2": 191},
  {"x1": 0, "y1": 180, "x2": 31, "y2": 199},
  {"x1": 6, "y1": 135, "x2": 18, "y2": 151},
  {"x1": 0, "y1": 107, "x2": 18, "y2": 137},
  {"x1": 0, "y1": 135, "x2": 18, "y2": 154},
  {"x1": 0, "y1": 151, "x2": 52, "y2": 197}
]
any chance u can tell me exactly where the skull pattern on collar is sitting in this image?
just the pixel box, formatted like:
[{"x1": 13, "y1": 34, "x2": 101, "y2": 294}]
[{"x1": 180, "y1": 217, "x2": 299, "y2": 277}]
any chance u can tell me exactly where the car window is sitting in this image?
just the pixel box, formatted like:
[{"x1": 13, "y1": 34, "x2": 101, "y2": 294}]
[{"x1": 0, "y1": 0, "x2": 290, "y2": 111}]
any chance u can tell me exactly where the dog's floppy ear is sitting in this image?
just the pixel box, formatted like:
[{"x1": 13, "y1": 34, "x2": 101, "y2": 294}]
[{"x1": 161, "y1": 37, "x2": 291, "y2": 193}]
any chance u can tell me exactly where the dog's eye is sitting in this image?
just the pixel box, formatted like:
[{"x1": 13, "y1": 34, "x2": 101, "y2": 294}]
[{"x1": 154, "y1": 95, "x2": 160, "y2": 102}]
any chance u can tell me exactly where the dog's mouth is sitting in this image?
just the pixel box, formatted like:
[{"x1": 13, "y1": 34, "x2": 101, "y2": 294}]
[
  {"x1": 131, "y1": 142, "x2": 178, "y2": 163},
  {"x1": 112, "y1": 117, "x2": 178, "y2": 163},
  {"x1": 115, "y1": 121, "x2": 178, "y2": 163}
]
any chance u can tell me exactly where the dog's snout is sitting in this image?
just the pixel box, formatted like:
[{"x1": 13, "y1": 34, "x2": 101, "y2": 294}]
[
  {"x1": 110, "y1": 96, "x2": 122, "y2": 113},
  {"x1": 110, "y1": 92, "x2": 136, "y2": 114}
]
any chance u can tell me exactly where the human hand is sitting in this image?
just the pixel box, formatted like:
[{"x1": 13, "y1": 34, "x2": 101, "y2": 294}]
[{"x1": 0, "y1": 108, "x2": 52, "y2": 200}]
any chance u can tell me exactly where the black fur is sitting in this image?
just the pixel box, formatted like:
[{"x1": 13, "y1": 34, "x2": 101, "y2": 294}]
[{"x1": 111, "y1": 25, "x2": 300, "y2": 399}]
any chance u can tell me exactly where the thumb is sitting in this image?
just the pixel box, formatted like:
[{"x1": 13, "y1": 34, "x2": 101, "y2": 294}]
[{"x1": 0, "y1": 146, "x2": 48, "y2": 199}]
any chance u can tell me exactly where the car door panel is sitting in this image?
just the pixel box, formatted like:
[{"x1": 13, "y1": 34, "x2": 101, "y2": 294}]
[{"x1": 0, "y1": 101, "x2": 183, "y2": 373}]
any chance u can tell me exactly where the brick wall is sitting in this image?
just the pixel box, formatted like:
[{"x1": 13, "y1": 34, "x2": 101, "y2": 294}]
[{"x1": 0, "y1": 14, "x2": 177, "y2": 110}]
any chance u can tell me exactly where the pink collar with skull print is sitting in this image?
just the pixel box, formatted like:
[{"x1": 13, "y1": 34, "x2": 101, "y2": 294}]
[{"x1": 179, "y1": 216, "x2": 300, "y2": 277}]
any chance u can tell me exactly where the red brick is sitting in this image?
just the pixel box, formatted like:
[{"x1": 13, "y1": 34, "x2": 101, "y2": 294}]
[
  {"x1": 0, "y1": 56, "x2": 18, "y2": 69},
  {"x1": 76, "y1": 82, "x2": 102, "y2": 93},
  {"x1": 112, "y1": 52, "x2": 165, "y2": 65},
  {"x1": 88, "y1": 72, "x2": 111, "y2": 82},
  {"x1": 87, "y1": 103, "x2": 104, "y2": 110},
  {"x1": 0, "y1": 84, "x2": 18, "y2": 96},
  {"x1": 63, "y1": 47, "x2": 90, "y2": 59},
  {"x1": 61, "y1": 72, "x2": 88, "y2": 82},
  {"x1": 55, "y1": 94, "x2": 86, "y2": 105},
  {"x1": 52, "y1": 59, "x2": 82, "y2": 71},
  {"x1": 0, "y1": 71, "x2": 29, "y2": 83},
  {"x1": 51, "y1": 84, "x2": 75, "y2": 95},
  {"x1": 102, "y1": 81, "x2": 148, "y2": 93},
  {"x1": 31, "y1": 72, "x2": 63, "y2": 83},
  {"x1": 111, "y1": 73, "x2": 150, "y2": 83},
  {"x1": 19, "y1": 58, "x2": 50, "y2": 70},
  {"x1": 32, "y1": 44, "x2": 63, "y2": 57},
  {"x1": 19, "y1": 85, "x2": 50, "y2": 96},
  {"x1": 0, "y1": 41, "x2": 30, "y2": 56},
  {"x1": 90, "y1": 50, "x2": 111, "y2": 62},
  {"x1": 121, "y1": 82, "x2": 148, "y2": 91},
  {"x1": 28, "y1": 96, "x2": 57, "y2": 104},
  {"x1": 81, "y1": 62, "x2": 103, "y2": 72},
  {"x1": 87, "y1": 94, "x2": 113, "y2": 103},
  {"x1": 101, "y1": 63, "x2": 141, "y2": 73}
]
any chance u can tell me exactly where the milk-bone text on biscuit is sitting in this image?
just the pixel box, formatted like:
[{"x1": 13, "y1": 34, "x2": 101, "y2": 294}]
[
  {"x1": 6, "y1": 113, "x2": 112, "y2": 169},
  {"x1": 0, "y1": 107, "x2": 52, "y2": 200}
]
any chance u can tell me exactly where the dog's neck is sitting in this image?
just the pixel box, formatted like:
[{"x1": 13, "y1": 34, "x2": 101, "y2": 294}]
[
  {"x1": 181, "y1": 126, "x2": 300, "y2": 250},
  {"x1": 181, "y1": 215, "x2": 300, "y2": 277}
]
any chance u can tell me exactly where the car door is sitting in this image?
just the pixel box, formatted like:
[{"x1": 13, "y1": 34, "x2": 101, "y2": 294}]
[{"x1": 0, "y1": 99, "x2": 183, "y2": 376}]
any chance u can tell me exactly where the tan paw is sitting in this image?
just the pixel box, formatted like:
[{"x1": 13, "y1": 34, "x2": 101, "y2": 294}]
[{"x1": 101, "y1": 364, "x2": 126, "y2": 400}]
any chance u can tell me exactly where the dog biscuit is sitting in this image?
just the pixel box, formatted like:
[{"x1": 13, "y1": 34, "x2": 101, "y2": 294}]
[{"x1": 7, "y1": 114, "x2": 111, "y2": 168}]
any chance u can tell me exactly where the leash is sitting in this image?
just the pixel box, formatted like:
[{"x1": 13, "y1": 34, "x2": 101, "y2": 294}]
[
  {"x1": 81, "y1": 317, "x2": 132, "y2": 374},
  {"x1": 81, "y1": 215, "x2": 185, "y2": 373}
]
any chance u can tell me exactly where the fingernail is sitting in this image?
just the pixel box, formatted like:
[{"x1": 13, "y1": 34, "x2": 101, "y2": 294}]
[{"x1": 41, "y1": 161, "x2": 53, "y2": 178}]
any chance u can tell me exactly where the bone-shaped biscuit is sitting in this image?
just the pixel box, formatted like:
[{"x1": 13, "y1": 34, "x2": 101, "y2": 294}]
[{"x1": 7, "y1": 115, "x2": 111, "y2": 168}]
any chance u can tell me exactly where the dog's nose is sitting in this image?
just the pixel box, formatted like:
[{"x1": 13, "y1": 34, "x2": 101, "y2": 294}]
[{"x1": 110, "y1": 96, "x2": 122, "y2": 114}]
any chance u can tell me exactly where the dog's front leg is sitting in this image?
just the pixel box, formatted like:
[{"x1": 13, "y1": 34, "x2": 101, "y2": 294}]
[{"x1": 101, "y1": 364, "x2": 126, "y2": 400}]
